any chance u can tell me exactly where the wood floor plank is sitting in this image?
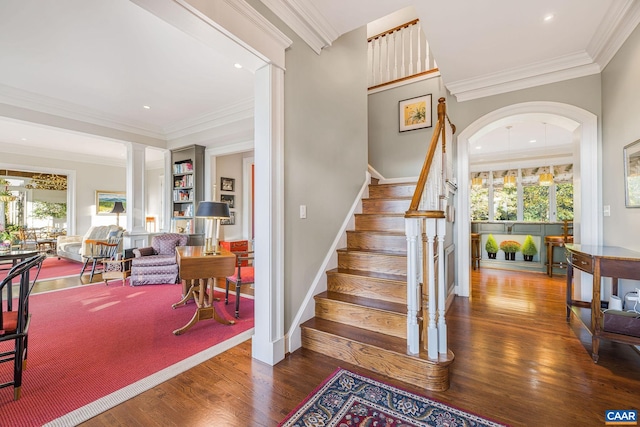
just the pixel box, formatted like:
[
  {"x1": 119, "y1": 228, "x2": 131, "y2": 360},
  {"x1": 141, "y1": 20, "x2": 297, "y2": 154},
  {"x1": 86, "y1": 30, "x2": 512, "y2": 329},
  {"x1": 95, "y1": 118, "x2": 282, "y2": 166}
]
[{"x1": 27, "y1": 265, "x2": 640, "y2": 427}]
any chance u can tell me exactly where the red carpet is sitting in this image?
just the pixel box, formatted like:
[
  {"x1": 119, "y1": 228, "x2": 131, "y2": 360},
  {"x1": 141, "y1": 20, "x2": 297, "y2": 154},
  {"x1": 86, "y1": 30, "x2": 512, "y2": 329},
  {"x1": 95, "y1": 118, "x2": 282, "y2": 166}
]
[
  {"x1": 0, "y1": 283, "x2": 254, "y2": 426},
  {"x1": 0, "y1": 256, "x2": 83, "y2": 282}
]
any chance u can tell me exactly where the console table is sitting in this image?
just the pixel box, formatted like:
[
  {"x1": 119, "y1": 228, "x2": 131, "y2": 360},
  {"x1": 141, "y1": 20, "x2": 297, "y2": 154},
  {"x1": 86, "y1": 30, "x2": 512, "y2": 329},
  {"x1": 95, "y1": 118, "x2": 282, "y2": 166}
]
[
  {"x1": 565, "y1": 243, "x2": 640, "y2": 362},
  {"x1": 172, "y1": 246, "x2": 236, "y2": 335}
]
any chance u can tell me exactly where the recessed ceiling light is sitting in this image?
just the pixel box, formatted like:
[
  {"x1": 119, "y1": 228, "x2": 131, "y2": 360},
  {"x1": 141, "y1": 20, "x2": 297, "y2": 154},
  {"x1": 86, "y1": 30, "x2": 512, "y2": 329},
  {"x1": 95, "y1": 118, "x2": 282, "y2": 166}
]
[
  {"x1": 143, "y1": 105, "x2": 151, "y2": 109},
  {"x1": 21, "y1": 137, "x2": 27, "y2": 141},
  {"x1": 475, "y1": 146, "x2": 482, "y2": 150},
  {"x1": 529, "y1": 139, "x2": 536, "y2": 143},
  {"x1": 234, "y1": 63, "x2": 242, "y2": 69},
  {"x1": 544, "y1": 14, "x2": 554, "y2": 22}
]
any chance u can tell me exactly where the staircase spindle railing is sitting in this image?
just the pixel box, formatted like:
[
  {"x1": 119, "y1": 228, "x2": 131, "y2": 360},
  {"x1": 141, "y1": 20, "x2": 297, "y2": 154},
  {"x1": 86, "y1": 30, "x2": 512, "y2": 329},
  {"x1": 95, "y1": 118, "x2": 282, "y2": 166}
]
[
  {"x1": 368, "y1": 19, "x2": 438, "y2": 90},
  {"x1": 405, "y1": 98, "x2": 455, "y2": 359}
]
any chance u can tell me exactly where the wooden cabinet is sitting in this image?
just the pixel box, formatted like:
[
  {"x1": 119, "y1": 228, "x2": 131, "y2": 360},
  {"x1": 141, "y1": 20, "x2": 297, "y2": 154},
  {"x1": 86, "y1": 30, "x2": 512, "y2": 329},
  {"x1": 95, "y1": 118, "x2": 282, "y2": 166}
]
[
  {"x1": 171, "y1": 145, "x2": 205, "y2": 235},
  {"x1": 565, "y1": 243, "x2": 640, "y2": 362},
  {"x1": 220, "y1": 240, "x2": 249, "y2": 265}
]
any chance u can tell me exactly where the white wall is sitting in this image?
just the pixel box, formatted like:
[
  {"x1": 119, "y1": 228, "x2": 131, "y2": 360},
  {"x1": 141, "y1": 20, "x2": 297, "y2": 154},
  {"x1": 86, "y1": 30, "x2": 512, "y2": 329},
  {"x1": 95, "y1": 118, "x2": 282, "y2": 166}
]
[
  {"x1": 216, "y1": 152, "x2": 245, "y2": 241},
  {"x1": 1, "y1": 152, "x2": 125, "y2": 234}
]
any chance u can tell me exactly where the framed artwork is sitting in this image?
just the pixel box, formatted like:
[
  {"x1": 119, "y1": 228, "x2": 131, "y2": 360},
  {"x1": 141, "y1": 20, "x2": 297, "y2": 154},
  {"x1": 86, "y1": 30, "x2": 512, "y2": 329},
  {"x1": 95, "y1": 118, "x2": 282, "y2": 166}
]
[
  {"x1": 220, "y1": 177, "x2": 235, "y2": 192},
  {"x1": 221, "y1": 211, "x2": 236, "y2": 225},
  {"x1": 220, "y1": 194, "x2": 235, "y2": 208},
  {"x1": 399, "y1": 94, "x2": 432, "y2": 132},
  {"x1": 96, "y1": 190, "x2": 126, "y2": 215},
  {"x1": 624, "y1": 139, "x2": 640, "y2": 207}
]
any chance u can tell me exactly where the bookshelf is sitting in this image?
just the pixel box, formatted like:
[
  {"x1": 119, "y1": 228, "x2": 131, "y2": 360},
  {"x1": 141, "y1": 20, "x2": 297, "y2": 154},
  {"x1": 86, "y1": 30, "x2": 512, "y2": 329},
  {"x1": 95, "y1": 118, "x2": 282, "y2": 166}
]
[{"x1": 171, "y1": 145, "x2": 205, "y2": 236}]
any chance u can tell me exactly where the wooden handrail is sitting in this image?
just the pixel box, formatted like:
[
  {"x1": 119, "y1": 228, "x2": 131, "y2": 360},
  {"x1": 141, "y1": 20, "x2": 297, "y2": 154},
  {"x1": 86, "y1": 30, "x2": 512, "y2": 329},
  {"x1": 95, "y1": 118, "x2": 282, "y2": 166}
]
[
  {"x1": 367, "y1": 19, "x2": 419, "y2": 42},
  {"x1": 406, "y1": 97, "x2": 448, "y2": 213}
]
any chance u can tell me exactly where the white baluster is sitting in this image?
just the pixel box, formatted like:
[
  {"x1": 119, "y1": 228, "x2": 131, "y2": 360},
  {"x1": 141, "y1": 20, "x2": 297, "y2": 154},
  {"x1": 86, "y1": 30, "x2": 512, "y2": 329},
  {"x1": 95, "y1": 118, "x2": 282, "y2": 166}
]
[
  {"x1": 405, "y1": 217, "x2": 421, "y2": 355},
  {"x1": 417, "y1": 23, "x2": 422, "y2": 73},
  {"x1": 377, "y1": 38, "x2": 382, "y2": 85},
  {"x1": 401, "y1": 28, "x2": 406, "y2": 78},
  {"x1": 385, "y1": 35, "x2": 390, "y2": 83},
  {"x1": 425, "y1": 40, "x2": 430, "y2": 71},
  {"x1": 393, "y1": 32, "x2": 398, "y2": 80},
  {"x1": 425, "y1": 218, "x2": 438, "y2": 359},
  {"x1": 437, "y1": 217, "x2": 447, "y2": 355},
  {"x1": 368, "y1": 40, "x2": 374, "y2": 86},
  {"x1": 409, "y1": 24, "x2": 414, "y2": 76}
]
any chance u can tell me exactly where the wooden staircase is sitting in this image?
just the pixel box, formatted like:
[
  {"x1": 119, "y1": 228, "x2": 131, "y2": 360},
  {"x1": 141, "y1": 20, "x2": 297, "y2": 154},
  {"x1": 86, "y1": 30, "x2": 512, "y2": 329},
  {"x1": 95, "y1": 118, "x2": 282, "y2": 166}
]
[{"x1": 300, "y1": 180, "x2": 452, "y2": 392}]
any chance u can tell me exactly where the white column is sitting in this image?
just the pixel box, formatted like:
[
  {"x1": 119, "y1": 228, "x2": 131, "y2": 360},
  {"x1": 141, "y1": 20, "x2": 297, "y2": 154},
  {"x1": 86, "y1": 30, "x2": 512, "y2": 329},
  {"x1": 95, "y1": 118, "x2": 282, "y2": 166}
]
[
  {"x1": 252, "y1": 63, "x2": 286, "y2": 365},
  {"x1": 405, "y1": 217, "x2": 421, "y2": 355},
  {"x1": 123, "y1": 142, "x2": 149, "y2": 249},
  {"x1": 426, "y1": 218, "x2": 438, "y2": 359}
]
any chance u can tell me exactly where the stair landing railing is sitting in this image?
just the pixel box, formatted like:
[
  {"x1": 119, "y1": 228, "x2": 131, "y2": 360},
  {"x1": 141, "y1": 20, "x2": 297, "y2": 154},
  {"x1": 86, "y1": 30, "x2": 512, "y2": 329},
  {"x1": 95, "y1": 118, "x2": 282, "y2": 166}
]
[
  {"x1": 368, "y1": 19, "x2": 438, "y2": 90},
  {"x1": 404, "y1": 97, "x2": 455, "y2": 360}
]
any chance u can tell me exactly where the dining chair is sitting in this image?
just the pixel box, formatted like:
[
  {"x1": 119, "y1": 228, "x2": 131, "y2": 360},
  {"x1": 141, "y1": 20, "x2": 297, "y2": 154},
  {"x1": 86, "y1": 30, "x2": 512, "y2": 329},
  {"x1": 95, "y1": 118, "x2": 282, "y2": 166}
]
[
  {"x1": 80, "y1": 230, "x2": 123, "y2": 282},
  {"x1": 225, "y1": 251, "x2": 254, "y2": 318},
  {"x1": 0, "y1": 254, "x2": 46, "y2": 400}
]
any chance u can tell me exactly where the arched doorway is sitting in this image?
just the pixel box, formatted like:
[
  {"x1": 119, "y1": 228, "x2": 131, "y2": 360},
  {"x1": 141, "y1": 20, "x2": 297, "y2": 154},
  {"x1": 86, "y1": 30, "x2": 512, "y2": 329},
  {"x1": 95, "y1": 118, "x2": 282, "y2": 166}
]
[{"x1": 455, "y1": 102, "x2": 599, "y2": 298}]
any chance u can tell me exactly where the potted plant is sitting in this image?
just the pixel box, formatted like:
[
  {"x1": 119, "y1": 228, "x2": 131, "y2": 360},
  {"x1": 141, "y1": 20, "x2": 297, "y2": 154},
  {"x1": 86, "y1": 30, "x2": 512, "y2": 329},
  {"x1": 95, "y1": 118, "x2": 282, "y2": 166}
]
[
  {"x1": 485, "y1": 234, "x2": 498, "y2": 259},
  {"x1": 499, "y1": 240, "x2": 521, "y2": 260},
  {"x1": 521, "y1": 235, "x2": 538, "y2": 262}
]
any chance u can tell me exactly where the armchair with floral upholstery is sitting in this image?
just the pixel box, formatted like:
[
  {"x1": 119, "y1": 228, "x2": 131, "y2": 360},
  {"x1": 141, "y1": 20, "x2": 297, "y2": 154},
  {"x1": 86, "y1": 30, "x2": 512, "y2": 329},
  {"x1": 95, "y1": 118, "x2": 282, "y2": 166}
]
[{"x1": 130, "y1": 233, "x2": 188, "y2": 286}]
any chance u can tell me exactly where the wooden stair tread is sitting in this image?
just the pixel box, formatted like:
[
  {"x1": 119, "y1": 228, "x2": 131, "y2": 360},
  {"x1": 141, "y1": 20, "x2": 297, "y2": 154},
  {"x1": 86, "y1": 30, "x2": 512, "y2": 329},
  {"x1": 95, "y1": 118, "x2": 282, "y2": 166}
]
[
  {"x1": 347, "y1": 230, "x2": 405, "y2": 236},
  {"x1": 327, "y1": 268, "x2": 406, "y2": 282},
  {"x1": 336, "y1": 248, "x2": 406, "y2": 257},
  {"x1": 315, "y1": 290, "x2": 406, "y2": 314},
  {"x1": 302, "y1": 317, "x2": 449, "y2": 364}
]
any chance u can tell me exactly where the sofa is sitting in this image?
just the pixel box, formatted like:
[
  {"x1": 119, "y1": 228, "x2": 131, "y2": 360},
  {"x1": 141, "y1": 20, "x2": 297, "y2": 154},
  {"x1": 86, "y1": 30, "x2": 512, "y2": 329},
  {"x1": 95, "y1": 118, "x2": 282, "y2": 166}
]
[
  {"x1": 57, "y1": 225, "x2": 123, "y2": 262},
  {"x1": 130, "y1": 233, "x2": 188, "y2": 286}
]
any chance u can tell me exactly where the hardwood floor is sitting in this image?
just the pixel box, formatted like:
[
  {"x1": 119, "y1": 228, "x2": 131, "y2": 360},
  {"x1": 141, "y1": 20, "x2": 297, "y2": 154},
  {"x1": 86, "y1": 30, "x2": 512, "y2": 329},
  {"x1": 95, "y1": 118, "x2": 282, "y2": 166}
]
[{"x1": 33, "y1": 267, "x2": 640, "y2": 426}]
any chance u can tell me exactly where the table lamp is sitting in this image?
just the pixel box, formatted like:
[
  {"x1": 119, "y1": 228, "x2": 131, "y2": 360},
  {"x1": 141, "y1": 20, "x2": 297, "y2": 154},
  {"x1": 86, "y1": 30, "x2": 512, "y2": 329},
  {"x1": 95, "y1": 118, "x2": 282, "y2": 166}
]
[
  {"x1": 195, "y1": 201, "x2": 230, "y2": 255},
  {"x1": 110, "y1": 201, "x2": 125, "y2": 227}
]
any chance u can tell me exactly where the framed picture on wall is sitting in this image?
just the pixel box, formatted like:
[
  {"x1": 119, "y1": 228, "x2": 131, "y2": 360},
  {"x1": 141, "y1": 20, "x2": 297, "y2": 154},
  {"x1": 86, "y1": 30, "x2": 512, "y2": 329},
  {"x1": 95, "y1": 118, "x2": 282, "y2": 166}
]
[
  {"x1": 220, "y1": 177, "x2": 235, "y2": 192},
  {"x1": 399, "y1": 94, "x2": 432, "y2": 132},
  {"x1": 221, "y1": 211, "x2": 236, "y2": 225},
  {"x1": 624, "y1": 139, "x2": 640, "y2": 207},
  {"x1": 95, "y1": 190, "x2": 126, "y2": 215},
  {"x1": 220, "y1": 194, "x2": 235, "y2": 208}
]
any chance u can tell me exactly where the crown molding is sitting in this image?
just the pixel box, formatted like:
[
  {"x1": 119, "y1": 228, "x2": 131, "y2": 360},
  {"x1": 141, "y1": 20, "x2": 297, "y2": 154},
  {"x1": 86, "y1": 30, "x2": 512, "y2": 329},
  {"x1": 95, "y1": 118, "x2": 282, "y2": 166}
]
[
  {"x1": 164, "y1": 97, "x2": 254, "y2": 140},
  {"x1": 448, "y1": 53, "x2": 601, "y2": 102},
  {"x1": 0, "y1": 83, "x2": 166, "y2": 140},
  {"x1": 587, "y1": 0, "x2": 640, "y2": 69},
  {"x1": 0, "y1": 141, "x2": 125, "y2": 167},
  {"x1": 259, "y1": 0, "x2": 339, "y2": 54}
]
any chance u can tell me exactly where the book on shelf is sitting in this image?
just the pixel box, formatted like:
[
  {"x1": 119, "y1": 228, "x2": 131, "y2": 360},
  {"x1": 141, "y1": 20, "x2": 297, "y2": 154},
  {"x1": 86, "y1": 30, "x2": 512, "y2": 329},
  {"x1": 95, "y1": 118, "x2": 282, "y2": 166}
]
[{"x1": 173, "y1": 162, "x2": 194, "y2": 174}]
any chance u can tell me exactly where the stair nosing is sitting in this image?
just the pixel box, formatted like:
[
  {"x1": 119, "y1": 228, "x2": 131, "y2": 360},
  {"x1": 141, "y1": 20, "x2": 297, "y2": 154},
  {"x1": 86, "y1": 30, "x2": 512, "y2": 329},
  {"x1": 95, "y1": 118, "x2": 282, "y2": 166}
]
[
  {"x1": 326, "y1": 268, "x2": 407, "y2": 282},
  {"x1": 315, "y1": 290, "x2": 406, "y2": 314}
]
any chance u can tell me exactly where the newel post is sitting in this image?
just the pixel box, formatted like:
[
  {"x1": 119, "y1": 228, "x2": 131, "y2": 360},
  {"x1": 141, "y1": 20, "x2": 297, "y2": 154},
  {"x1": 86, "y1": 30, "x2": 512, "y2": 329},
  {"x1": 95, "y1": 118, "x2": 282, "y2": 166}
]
[{"x1": 405, "y1": 217, "x2": 421, "y2": 355}]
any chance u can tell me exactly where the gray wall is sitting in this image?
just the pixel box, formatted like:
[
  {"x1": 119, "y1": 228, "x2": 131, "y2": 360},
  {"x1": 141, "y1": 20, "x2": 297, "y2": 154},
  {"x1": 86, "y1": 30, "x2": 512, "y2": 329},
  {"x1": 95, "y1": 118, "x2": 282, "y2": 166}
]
[
  {"x1": 248, "y1": 0, "x2": 369, "y2": 331},
  {"x1": 368, "y1": 77, "x2": 447, "y2": 178},
  {"x1": 449, "y1": 75, "x2": 602, "y2": 132},
  {"x1": 602, "y1": 21, "x2": 640, "y2": 252}
]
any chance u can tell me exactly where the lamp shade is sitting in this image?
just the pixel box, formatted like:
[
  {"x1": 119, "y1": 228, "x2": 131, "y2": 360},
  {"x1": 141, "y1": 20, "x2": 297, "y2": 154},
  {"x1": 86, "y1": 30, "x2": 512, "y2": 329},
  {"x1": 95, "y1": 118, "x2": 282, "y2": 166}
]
[
  {"x1": 196, "y1": 201, "x2": 230, "y2": 218},
  {"x1": 110, "y1": 201, "x2": 125, "y2": 214}
]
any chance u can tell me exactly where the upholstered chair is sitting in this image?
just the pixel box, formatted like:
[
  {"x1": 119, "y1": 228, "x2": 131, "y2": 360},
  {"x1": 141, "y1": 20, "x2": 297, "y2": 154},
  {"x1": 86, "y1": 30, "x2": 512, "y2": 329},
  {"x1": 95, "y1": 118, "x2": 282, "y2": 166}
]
[{"x1": 130, "y1": 233, "x2": 188, "y2": 286}]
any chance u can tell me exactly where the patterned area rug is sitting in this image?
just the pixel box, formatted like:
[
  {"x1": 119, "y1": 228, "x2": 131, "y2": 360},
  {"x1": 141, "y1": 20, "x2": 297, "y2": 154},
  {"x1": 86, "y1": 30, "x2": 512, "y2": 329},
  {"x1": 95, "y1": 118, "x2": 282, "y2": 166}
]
[{"x1": 279, "y1": 368, "x2": 508, "y2": 427}]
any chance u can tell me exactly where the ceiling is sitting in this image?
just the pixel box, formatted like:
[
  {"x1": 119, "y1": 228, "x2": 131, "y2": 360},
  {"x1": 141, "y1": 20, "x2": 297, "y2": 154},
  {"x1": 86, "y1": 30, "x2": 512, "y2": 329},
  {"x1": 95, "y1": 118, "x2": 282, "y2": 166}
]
[{"x1": 1, "y1": 0, "x2": 639, "y2": 167}]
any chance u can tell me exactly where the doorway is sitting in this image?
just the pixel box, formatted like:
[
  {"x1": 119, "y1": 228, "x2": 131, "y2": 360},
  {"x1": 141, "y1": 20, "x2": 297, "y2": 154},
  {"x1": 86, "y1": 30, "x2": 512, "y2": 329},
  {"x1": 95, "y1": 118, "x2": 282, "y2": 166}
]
[{"x1": 455, "y1": 102, "x2": 599, "y2": 299}]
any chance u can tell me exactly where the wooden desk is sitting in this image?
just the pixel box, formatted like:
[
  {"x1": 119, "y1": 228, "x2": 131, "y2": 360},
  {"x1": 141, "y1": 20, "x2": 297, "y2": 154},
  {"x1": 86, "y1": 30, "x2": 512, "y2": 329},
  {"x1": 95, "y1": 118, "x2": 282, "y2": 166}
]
[
  {"x1": 565, "y1": 243, "x2": 640, "y2": 362},
  {"x1": 172, "y1": 246, "x2": 236, "y2": 335}
]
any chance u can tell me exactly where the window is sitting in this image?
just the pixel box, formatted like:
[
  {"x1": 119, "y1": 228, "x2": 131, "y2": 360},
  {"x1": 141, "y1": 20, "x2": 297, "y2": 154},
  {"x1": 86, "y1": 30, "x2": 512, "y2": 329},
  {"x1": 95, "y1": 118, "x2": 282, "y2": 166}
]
[{"x1": 470, "y1": 164, "x2": 573, "y2": 222}]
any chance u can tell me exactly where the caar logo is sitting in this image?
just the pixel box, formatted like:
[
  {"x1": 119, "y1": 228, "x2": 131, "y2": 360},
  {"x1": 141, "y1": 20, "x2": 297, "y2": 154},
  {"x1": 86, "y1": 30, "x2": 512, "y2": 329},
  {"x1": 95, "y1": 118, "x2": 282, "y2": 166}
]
[{"x1": 605, "y1": 410, "x2": 637, "y2": 425}]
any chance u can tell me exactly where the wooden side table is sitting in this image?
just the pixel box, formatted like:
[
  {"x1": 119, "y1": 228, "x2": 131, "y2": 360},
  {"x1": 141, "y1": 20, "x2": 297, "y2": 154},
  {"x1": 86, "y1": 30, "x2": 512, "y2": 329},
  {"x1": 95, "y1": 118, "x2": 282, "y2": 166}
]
[{"x1": 172, "y1": 246, "x2": 236, "y2": 335}]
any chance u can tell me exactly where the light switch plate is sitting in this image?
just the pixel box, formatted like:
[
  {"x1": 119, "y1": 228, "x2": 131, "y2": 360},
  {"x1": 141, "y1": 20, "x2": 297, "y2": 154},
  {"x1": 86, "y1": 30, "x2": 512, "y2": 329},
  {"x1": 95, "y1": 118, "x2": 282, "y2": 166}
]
[{"x1": 299, "y1": 205, "x2": 307, "y2": 219}]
